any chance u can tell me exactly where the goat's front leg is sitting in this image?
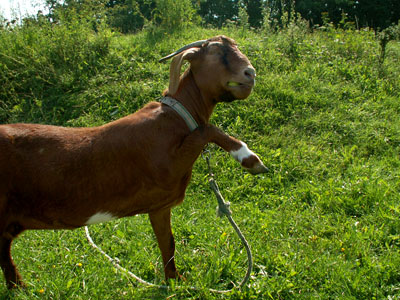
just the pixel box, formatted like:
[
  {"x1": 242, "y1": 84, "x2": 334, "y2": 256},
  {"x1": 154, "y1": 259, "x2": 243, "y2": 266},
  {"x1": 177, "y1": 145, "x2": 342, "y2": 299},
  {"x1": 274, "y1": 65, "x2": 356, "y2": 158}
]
[
  {"x1": 209, "y1": 126, "x2": 268, "y2": 175},
  {"x1": 149, "y1": 208, "x2": 178, "y2": 280},
  {"x1": 177, "y1": 124, "x2": 267, "y2": 174}
]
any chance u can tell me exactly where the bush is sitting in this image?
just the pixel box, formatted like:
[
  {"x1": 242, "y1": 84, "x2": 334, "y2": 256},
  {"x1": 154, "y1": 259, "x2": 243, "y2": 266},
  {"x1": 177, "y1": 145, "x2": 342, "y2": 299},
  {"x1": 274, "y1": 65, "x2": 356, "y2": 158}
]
[
  {"x1": 0, "y1": 11, "x2": 112, "y2": 124},
  {"x1": 152, "y1": 0, "x2": 197, "y2": 31},
  {"x1": 106, "y1": 0, "x2": 155, "y2": 33},
  {"x1": 378, "y1": 21, "x2": 400, "y2": 64}
]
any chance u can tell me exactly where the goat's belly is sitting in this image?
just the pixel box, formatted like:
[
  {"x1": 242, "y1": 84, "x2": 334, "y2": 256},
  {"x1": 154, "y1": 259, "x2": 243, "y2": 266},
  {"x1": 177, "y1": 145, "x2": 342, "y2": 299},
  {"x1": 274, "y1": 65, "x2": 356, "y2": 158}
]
[
  {"x1": 83, "y1": 191, "x2": 185, "y2": 226},
  {"x1": 12, "y1": 193, "x2": 187, "y2": 231},
  {"x1": 16, "y1": 209, "x2": 120, "y2": 230},
  {"x1": 8, "y1": 170, "x2": 191, "y2": 230},
  {"x1": 111, "y1": 184, "x2": 188, "y2": 216},
  {"x1": 79, "y1": 176, "x2": 190, "y2": 225}
]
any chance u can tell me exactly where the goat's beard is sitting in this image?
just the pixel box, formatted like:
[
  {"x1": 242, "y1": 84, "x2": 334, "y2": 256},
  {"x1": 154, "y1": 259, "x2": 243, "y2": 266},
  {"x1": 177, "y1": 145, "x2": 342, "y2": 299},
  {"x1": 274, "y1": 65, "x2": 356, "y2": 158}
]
[{"x1": 218, "y1": 90, "x2": 236, "y2": 103}]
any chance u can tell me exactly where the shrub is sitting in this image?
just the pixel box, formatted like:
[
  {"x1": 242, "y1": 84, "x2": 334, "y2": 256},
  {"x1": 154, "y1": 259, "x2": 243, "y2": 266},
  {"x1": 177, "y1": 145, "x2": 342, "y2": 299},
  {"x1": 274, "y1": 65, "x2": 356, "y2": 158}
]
[
  {"x1": 0, "y1": 10, "x2": 112, "y2": 124},
  {"x1": 378, "y1": 21, "x2": 400, "y2": 64},
  {"x1": 152, "y1": 0, "x2": 197, "y2": 31}
]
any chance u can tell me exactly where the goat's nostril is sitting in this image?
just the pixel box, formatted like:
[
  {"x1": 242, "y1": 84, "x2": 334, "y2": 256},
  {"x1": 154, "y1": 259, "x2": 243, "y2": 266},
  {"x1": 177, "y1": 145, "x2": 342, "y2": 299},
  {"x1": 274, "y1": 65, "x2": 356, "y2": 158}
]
[{"x1": 244, "y1": 68, "x2": 256, "y2": 79}]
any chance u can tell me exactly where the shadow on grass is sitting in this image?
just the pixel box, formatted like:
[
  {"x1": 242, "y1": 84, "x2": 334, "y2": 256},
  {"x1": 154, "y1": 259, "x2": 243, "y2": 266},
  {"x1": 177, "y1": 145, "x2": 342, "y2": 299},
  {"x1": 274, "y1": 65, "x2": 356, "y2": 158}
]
[{"x1": 0, "y1": 288, "x2": 17, "y2": 300}]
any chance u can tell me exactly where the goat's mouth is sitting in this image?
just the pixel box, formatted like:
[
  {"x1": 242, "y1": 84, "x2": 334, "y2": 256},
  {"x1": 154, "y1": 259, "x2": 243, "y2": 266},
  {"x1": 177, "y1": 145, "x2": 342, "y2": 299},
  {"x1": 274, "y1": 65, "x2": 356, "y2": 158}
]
[
  {"x1": 227, "y1": 81, "x2": 242, "y2": 87},
  {"x1": 223, "y1": 81, "x2": 254, "y2": 101},
  {"x1": 227, "y1": 81, "x2": 254, "y2": 90}
]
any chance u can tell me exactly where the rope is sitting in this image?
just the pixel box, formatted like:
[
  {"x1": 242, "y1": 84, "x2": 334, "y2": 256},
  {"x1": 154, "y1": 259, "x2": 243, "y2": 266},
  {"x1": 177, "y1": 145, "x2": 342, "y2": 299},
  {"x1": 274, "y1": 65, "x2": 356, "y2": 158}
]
[
  {"x1": 84, "y1": 148, "x2": 253, "y2": 294},
  {"x1": 85, "y1": 226, "x2": 168, "y2": 289},
  {"x1": 203, "y1": 149, "x2": 253, "y2": 289}
]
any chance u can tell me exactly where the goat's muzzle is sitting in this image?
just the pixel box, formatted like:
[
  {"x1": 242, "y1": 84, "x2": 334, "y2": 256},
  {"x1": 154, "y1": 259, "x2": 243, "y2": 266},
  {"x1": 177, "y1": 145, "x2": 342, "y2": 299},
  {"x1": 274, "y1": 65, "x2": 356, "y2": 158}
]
[{"x1": 225, "y1": 66, "x2": 256, "y2": 100}]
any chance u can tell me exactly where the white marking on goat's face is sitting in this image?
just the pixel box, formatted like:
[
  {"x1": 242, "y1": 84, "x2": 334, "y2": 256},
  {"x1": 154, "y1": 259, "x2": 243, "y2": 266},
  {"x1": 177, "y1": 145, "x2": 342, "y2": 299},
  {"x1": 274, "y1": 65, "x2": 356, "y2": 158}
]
[
  {"x1": 230, "y1": 142, "x2": 254, "y2": 163},
  {"x1": 38, "y1": 148, "x2": 44, "y2": 154},
  {"x1": 86, "y1": 212, "x2": 117, "y2": 225}
]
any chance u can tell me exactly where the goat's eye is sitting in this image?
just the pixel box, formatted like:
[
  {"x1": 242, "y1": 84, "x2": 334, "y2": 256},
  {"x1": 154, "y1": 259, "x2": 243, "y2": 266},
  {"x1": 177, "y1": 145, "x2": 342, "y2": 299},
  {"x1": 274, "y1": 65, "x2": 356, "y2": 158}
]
[
  {"x1": 221, "y1": 52, "x2": 229, "y2": 66},
  {"x1": 220, "y1": 47, "x2": 233, "y2": 68}
]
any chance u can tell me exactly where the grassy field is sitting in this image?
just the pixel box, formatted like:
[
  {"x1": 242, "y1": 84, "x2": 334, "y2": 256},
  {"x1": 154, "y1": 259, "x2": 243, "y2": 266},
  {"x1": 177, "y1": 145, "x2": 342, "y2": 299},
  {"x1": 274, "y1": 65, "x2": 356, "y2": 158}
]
[{"x1": 1, "y1": 22, "x2": 400, "y2": 299}]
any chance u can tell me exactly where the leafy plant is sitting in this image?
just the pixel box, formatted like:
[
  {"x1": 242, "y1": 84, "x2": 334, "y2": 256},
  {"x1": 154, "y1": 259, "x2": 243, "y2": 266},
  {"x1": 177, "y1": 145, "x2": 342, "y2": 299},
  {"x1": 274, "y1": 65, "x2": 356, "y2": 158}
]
[
  {"x1": 378, "y1": 21, "x2": 400, "y2": 64},
  {"x1": 152, "y1": 0, "x2": 197, "y2": 31}
]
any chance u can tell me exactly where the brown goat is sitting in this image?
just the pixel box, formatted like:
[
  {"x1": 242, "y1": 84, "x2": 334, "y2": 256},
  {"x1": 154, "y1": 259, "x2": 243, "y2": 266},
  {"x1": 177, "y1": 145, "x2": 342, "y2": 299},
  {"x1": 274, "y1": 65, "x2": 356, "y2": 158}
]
[{"x1": 0, "y1": 35, "x2": 267, "y2": 289}]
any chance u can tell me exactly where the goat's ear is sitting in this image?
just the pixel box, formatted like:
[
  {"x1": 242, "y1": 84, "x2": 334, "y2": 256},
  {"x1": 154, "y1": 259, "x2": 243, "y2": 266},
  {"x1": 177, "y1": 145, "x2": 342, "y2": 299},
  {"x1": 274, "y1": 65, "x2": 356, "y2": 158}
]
[{"x1": 168, "y1": 48, "x2": 200, "y2": 95}]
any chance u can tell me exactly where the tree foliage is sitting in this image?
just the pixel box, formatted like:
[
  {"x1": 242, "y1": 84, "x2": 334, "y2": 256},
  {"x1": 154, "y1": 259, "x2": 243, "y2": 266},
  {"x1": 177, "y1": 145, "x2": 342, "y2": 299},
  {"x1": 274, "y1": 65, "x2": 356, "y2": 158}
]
[
  {"x1": 198, "y1": 0, "x2": 239, "y2": 27},
  {"x1": 295, "y1": 0, "x2": 400, "y2": 30},
  {"x1": 244, "y1": 0, "x2": 263, "y2": 28},
  {"x1": 106, "y1": 0, "x2": 155, "y2": 33},
  {"x1": 1, "y1": 0, "x2": 400, "y2": 33}
]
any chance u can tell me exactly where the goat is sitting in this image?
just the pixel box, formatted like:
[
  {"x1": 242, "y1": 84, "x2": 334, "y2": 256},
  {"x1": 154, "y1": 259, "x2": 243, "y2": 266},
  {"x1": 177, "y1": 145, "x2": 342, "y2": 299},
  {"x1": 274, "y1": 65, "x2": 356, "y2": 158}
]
[{"x1": 0, "y1": 35, "x2": 267, "y2": 289}]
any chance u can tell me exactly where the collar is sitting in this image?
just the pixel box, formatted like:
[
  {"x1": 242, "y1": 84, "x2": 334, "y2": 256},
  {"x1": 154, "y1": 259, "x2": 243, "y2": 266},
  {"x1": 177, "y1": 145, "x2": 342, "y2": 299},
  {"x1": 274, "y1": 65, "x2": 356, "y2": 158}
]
[{"x1": 160, "y1": 96, "x2": 199, "y2": 132}]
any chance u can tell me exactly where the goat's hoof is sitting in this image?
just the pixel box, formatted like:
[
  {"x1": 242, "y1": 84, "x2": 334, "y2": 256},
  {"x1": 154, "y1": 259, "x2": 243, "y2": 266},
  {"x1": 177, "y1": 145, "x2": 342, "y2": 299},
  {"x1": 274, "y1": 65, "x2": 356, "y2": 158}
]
[
  {"x1": 165, "y1": 271, "x2": 186, "y2": 284},
  {"x1": 164, "y1": 269, "x2": 179, "y2": 280},
  {"x1": 247, "y1": 162, "x2": 268, "y2": 175},
  {"x1": 7, "y1": 280, "x2": 26, "y2": 290},
  {"x1": 177, "y1": 273, "x2": 186, "y2": 282}
]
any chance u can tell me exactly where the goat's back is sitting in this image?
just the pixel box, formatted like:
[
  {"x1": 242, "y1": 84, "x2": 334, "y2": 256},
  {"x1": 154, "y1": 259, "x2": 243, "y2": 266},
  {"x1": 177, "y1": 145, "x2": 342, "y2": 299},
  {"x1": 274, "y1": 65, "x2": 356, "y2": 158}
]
[{"x1": 0, "y1": 102, "x2": 194, "y2": 230}]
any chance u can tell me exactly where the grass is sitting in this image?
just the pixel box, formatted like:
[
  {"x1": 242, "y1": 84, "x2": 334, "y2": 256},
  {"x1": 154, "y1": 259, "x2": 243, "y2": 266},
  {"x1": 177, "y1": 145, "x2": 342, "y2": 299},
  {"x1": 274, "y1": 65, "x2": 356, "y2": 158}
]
[{"x1": 0, "y1": 22, "x2": 400, "y2": 299}]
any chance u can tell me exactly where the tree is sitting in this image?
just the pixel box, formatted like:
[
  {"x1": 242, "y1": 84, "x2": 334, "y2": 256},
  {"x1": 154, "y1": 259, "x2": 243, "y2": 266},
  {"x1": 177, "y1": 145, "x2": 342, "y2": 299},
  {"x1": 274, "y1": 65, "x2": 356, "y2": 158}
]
[
  {"x1": 45, "y1": 0, "x2": 108, "y2": 26},
  {"x1": 355, "y1": 0, "x2": 400, "y2": 30},
  {"x1": 106, "y1": 0, "x2": 155, "y2": 33},
  {"x1": 153, "y1": 0, "x2": 197, "y2": 30},
  {"x1": 295, "y1": 0, "x2": 400, "y2": 30},
  {"x1": 295, "y1": 0, "x2": 354, "y2": 27},
  {"x1": 244, "y1": 0, "x2": 263, "y2": 28},
  {"x1": 199, "y1": 0, "x2": 239, "y2": 27}
]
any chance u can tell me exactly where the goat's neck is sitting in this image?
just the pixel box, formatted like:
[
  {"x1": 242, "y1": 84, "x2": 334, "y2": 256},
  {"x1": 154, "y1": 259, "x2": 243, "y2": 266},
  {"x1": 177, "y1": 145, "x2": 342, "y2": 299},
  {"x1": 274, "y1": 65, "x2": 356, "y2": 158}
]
[{"x1": 173, "y1": 70, "x2": 215, "y2": 126}]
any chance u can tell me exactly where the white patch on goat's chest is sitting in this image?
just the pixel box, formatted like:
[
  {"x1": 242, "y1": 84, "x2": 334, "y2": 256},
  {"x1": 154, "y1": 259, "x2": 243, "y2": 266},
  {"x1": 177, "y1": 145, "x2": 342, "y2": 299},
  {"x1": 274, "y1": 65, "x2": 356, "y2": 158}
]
[
  {"x1": 85, "y1": 212, "x2": 117, "y2": 225},
  {"x1": 230, "y1": 142, "x2": 254, "y2": 163}
]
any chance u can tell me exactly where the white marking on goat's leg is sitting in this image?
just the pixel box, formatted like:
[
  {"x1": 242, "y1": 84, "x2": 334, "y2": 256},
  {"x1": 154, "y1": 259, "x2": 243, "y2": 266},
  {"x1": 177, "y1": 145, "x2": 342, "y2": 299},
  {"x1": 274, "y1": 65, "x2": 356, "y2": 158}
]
[
  {"x1": 230, "y1": 141, "x2": 253, "y2": 163},
  {"x1": 85, "y1": 212, "x2": 117, "y2": 225},
  {"x1": 230, "y1": 142, "x2": 268, "y2": 175}
]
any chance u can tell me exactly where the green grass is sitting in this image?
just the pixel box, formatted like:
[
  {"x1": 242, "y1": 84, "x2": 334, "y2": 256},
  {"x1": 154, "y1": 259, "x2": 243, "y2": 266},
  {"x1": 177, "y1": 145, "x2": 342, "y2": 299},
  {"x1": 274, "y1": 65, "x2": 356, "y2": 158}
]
[{"x1": 1, "y1": 23, "x2": 400, "y2": 299}]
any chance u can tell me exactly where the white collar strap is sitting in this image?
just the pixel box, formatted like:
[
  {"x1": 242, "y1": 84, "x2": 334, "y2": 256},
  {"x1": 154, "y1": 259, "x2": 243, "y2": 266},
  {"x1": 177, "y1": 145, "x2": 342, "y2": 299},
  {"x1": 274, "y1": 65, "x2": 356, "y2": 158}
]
[{"x1": 160, "y1": 96, "x2": 199, "y2": 132}]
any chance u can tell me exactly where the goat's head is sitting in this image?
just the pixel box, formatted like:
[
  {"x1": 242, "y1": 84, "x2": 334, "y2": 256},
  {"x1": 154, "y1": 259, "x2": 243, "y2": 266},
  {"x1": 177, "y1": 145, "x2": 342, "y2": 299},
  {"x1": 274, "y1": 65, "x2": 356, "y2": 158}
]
[{"x1": 160, "y1": 35, "x2": 255, "y2": 103}]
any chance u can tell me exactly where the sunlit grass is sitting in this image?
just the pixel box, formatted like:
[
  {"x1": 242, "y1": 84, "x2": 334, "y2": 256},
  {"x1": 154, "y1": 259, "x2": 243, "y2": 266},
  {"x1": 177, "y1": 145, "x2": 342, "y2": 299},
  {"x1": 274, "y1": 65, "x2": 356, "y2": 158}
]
[{"x1": 1, "y1": 23, "x2": 399, "y2": 299}]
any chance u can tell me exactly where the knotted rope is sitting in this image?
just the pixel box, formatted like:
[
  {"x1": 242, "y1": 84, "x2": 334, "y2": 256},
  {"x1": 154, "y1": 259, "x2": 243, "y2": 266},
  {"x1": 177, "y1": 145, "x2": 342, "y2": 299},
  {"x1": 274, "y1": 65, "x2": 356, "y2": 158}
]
[{"x1": 203, "y1": 149, "x2": 253, "y2": 289}]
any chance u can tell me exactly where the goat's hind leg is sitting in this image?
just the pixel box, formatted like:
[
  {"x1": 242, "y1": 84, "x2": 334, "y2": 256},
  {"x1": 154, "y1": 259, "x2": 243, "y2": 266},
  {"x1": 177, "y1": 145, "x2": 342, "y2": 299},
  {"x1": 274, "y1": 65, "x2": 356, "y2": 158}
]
[
  {"x1": 0, "y1": 220, "x2": 25, "y2": 289},
  {"x1": 0, "y1": 237, "x2": 24, "y2": 289}
]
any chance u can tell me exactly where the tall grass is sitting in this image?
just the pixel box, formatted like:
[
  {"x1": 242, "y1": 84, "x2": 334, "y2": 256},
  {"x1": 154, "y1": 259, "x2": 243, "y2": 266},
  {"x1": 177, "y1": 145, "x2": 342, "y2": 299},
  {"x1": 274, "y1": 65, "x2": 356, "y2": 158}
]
[
  {"x1": 0, "y1": 18, "x2": 399, "y2": 299},
  {"x1": 0, "y1": 13, "x2": 112, "y2": 125}
]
